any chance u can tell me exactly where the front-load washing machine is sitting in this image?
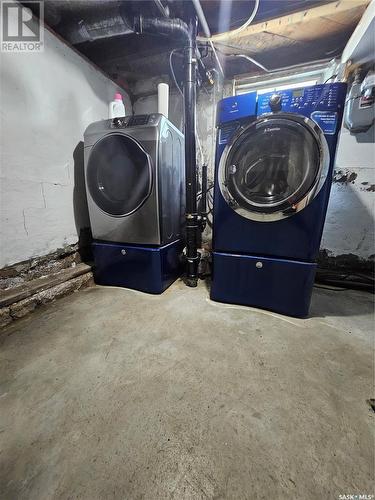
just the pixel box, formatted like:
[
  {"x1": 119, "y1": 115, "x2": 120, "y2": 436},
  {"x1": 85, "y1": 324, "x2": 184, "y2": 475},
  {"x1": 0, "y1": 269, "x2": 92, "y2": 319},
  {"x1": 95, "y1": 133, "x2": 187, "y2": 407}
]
[
  {"x1": 84, "y1": 114, "x2": 185, "y2": 293},
  {"x1": 211, "y1": 83, "x2": 347, "y2": 317}
]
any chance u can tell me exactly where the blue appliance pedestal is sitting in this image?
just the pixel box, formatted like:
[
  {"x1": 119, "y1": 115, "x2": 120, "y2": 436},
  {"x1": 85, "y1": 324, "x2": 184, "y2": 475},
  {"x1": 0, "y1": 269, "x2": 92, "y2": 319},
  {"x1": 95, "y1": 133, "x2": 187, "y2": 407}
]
[
  {"x1": 212, "y1": 83, "x2": 346, "y2": 318},
  {"x1": 211, "y1": 252, "x2": 317, "y2": 318},
  {"x1": 92, "y1": 239, "x2": 183, "y2": 294}
]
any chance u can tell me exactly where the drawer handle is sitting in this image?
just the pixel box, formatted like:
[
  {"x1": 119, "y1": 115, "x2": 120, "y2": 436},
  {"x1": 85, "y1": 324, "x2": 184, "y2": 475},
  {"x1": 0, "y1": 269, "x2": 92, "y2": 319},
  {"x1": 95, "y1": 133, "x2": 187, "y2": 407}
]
[
  {"x1": 256, "y1": 261, "x2": 263, "y2": 269},
  {"x1": 121, "y1": 249, "x2": 127, "y2": 256}
]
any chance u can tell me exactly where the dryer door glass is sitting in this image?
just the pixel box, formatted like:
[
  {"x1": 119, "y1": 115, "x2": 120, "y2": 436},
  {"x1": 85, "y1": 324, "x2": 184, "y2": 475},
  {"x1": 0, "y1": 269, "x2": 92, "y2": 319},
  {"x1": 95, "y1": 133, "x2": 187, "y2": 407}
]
[
  {"x1": 224, "y1": 117, "x2": 321, "y2": 214},
  {"x1": 87, "y1": 134, "x2": 152, "y2": 216}
]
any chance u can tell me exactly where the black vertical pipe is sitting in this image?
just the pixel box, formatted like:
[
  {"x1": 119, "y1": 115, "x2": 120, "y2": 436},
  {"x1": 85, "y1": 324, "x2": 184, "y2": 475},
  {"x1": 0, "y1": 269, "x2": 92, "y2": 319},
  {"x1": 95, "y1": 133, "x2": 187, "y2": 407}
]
[
  {"x1": 132, "y1": 13, "x2": 199, "y2": 286},
  {"x1": 183, "y1": 14, "x2": 200, "y2": 287}
]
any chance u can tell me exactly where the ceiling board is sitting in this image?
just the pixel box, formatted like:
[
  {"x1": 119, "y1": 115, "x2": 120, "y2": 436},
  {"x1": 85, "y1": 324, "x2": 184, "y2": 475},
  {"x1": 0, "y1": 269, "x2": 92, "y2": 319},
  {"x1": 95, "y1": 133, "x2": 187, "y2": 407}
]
[
  {"x1": 230, "y1": 0, "x2": 369, "y2": 38},
  {"x1": 198, "y1": 0, "x2": 328, "y2": 36},
  {"x1": 32, "y1": 0, "x2": 369, "y2": 86},
  {"x1": 274, "y1": 7, "x2": 366, "y2": 42}
]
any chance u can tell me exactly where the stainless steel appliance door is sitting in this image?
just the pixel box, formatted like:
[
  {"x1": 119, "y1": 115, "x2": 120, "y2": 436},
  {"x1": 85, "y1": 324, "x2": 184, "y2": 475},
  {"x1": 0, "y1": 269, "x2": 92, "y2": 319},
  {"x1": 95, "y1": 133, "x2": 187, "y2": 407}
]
[
  {"x1": 219, "y1": 114, "x2": 330, "y2": 222},
  {"x1": 87, "y1": 133, "x2": 152, "y2": 217}
]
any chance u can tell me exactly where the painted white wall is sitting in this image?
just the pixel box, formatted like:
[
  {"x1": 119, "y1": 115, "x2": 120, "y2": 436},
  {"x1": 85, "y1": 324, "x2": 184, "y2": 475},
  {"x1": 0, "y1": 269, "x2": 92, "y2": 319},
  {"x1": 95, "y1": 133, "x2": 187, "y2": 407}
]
[
  {"x1": 0, "y1": 19, "x2": 131, "y2": 268},
  {"x1": 196, "y1": 82, "x2": 233, "y2": 179},
  {"x1": 322, "y1": 124, "x2": 375, "y2": 260}
]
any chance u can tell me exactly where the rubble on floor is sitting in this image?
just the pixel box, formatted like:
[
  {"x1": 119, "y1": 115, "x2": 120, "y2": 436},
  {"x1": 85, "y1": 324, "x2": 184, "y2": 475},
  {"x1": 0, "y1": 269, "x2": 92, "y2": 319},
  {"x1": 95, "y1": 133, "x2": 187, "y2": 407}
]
[{"x1": 0, "y1": 245, "x2": 93, "y2": 327}]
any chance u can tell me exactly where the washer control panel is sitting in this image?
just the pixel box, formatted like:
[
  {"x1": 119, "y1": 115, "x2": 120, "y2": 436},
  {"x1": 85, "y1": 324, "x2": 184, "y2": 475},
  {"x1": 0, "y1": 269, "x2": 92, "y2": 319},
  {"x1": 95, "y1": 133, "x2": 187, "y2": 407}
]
[
  {"x1": 257, "y1": 83, "x2": 347, "y2": 135},
  {"x1": 257, "y1": 83, "x2": 346, "y2": 115}
]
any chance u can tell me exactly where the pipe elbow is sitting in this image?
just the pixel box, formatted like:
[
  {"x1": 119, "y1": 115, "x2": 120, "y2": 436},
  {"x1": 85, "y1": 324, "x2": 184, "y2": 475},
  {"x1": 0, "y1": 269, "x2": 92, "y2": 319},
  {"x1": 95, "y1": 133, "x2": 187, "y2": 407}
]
[{"x1": 134, "y1": 15, "x2": 190, "y2": 42}]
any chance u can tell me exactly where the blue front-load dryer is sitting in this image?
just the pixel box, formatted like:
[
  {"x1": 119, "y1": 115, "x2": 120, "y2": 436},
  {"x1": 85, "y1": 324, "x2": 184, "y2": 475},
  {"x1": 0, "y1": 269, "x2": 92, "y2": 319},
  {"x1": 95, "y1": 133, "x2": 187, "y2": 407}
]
[{"x1": 211, "y1": 83, "x2": 347, "y2": 317}]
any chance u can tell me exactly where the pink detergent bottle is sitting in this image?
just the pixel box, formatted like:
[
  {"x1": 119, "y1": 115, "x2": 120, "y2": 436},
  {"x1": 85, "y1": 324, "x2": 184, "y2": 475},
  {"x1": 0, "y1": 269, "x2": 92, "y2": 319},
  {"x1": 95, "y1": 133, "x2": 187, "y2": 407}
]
[{"x1": 109, "y1": 93, "x2": 125, "y2": 118}]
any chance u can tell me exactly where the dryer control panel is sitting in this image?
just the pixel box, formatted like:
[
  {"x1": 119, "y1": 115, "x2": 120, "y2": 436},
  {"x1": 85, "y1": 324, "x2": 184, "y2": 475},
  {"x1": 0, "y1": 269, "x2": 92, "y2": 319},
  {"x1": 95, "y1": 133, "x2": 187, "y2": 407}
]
[{"x1": 110, "y1": 114, "x2": 162, "y2": 129}]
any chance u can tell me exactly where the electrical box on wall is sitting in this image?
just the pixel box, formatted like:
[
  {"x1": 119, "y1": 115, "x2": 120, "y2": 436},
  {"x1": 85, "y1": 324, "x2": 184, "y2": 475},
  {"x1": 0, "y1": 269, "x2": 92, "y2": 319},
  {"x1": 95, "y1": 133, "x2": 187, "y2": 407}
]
[{"x1": 344, "y1": 70, "x2": 375, "y2": 133}]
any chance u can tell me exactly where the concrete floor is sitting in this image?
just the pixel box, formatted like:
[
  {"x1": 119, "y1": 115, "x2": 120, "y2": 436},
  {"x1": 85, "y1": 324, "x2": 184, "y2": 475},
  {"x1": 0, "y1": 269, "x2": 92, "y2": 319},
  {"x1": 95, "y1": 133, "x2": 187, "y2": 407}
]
[{"x1": 0, "y1": 280, "x2": 374, "y2": 500}]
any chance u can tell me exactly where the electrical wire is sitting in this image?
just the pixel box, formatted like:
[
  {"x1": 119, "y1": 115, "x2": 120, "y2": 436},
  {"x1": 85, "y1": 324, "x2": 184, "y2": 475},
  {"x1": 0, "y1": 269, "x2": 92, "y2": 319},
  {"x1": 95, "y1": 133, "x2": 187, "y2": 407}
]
[
  {"x1": 197, "y1": 185, "x2": 214, "y2": 228},
  {"x1": 215, "y1": 51, "x2": 269, "y2": 73},
  {"x1": 193, "y1": 0, "x2": 259, "y2": 77},
  {"x1": 311, "y1": 76, "x2": 340, "y2": 113},
  {"x1": 208, "y1": 40, "x2": 225, "y2": 78},
  {"x1": 169, "y1": 48, "x2": 183, "y2": 96},
  {"x1": 211, "y1": 44, "x2": 270, "y2": 74},
  {"x1": 209, "y1": 42, "x2": 336, "y2": 78},
  {"x1": 315, "y1": 269, "x2": 374, "y2": 293},
  {"x1": 231, "y1": 54, "x2": 269, "y2": 73},
  {"x1": 191, "y1": 0, "x2": 224, "y2": 77},
  {"x1": 316, "y1": 271, "x2": 374, "y2": 284},
  {"x1": 197, "y1": 184, "x2": 214, "y2": 199},
  {"x1": 323, "y1": 74, "x2": 338, "y2": 84},
  {"x1": 197, "y1": 0, "x2": 259, "y2": 43}
]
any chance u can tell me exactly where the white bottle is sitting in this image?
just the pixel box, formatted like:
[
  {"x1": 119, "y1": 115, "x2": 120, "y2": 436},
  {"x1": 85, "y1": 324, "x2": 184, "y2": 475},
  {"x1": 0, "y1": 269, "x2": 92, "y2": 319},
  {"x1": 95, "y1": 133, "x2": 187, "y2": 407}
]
[{"x1": 109, "y1": 93, "x2": 125, "y2": 119}]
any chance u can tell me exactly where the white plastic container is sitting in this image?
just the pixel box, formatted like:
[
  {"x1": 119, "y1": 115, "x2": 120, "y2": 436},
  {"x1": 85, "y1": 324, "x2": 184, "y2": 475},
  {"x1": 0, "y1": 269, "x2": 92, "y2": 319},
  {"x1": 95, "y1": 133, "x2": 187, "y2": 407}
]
[
  {"x1": 157, "y1": 83, "x2": 169, "y2": 119},
  {"x1": 109, "y1": 93, "x2": 125, "y2": 119}
]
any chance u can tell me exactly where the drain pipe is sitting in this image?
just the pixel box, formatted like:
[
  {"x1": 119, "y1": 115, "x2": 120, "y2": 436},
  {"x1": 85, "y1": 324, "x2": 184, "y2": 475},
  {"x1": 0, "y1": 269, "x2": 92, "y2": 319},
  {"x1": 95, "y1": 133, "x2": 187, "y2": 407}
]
[
  {"x1": 134, "y1": 15, "x2": 189, "y2": 39},
  {"x1": 134, "y1": 14, "x2": 200, "y2": 287},
  {"x1": 184, "y1": 15, "x2": 200, "y2": 287}
]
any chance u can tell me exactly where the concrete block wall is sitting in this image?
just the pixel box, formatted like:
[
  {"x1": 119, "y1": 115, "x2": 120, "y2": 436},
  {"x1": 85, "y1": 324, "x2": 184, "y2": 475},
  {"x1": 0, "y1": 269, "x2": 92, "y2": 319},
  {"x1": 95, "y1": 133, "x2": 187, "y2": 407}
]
[
  {"x1": 321, "y1": 124, "x2": 375, "y2": 268},
  {"x1": 0, "y1": 18, "x2": 131, "y2": 269}
]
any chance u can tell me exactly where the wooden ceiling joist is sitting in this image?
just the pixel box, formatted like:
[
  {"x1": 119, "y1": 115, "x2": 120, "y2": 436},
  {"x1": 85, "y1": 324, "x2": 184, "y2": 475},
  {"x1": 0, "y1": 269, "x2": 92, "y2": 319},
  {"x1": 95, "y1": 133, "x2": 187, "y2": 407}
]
[{"x1": 227, "y1": 0, "x2": 369, "y2": 42}]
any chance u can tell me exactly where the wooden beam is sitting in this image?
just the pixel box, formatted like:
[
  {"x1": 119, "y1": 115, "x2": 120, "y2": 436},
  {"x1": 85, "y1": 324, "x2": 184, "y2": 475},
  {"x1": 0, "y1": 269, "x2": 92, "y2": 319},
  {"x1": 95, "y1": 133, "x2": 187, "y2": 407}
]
[
  {"x1": 0, "y1": 263, "x2": 92, "y2": 308},
  {"x1": 230, "y1": 0, "x2": 370, "y2": 39}
]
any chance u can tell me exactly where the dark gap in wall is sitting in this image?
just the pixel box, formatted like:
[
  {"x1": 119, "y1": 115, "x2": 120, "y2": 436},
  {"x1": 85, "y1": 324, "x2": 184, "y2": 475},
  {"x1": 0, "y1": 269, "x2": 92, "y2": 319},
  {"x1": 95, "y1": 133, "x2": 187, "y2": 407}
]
[
  {"x1": 0, "y1": 244, "x2": 82, "y2": 290},
  {"x1": 318, "y1": 249, "x2": 374, "y2": 274},
  {"x1": 73, "y1": 141, "x2": 93, "y2": 264}
]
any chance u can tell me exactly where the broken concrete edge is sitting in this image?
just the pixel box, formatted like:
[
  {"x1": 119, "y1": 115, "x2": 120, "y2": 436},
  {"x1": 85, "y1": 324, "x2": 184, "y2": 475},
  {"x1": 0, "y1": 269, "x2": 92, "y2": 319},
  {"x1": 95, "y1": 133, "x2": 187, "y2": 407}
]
[
  {"x1": 318, "y1": 249, "x2": 374, "y2": 274},
  {"x1": 0, "y1": 243, "x2": 79, "y2": 277},
  {"x1": 0, "y1": 272, "x2": 94, "y2": 330},
  {"x1": 0, "y1": 263, "x2": 93, "y2": 308},
  {"x1": 0, "y1": 252, "x2": 83, "y2": 291},
  {"x1": 0, "y1": 242, "x2": 84, "y2": 290}
]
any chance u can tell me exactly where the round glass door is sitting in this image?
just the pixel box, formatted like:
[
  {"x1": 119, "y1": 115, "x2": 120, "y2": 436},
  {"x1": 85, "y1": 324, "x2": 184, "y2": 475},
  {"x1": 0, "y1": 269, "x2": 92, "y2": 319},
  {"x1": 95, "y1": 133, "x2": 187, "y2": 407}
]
[
  {"x1": 219, "y1": 114, "x2": 329, "y2": 222},
  {"x1": 87, "y1": 133, "x2": 152, "y2": 217}
]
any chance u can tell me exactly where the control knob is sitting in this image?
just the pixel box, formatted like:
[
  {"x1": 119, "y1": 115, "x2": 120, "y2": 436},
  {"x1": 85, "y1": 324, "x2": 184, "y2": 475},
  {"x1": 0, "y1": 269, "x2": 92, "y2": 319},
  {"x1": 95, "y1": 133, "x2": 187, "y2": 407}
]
[
  {"x1": 113, "y1": 117, "x2": 124, "y2": 128},
  {"x1": 269, "y1": 93, "x2": 282, "y2": 112}
]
